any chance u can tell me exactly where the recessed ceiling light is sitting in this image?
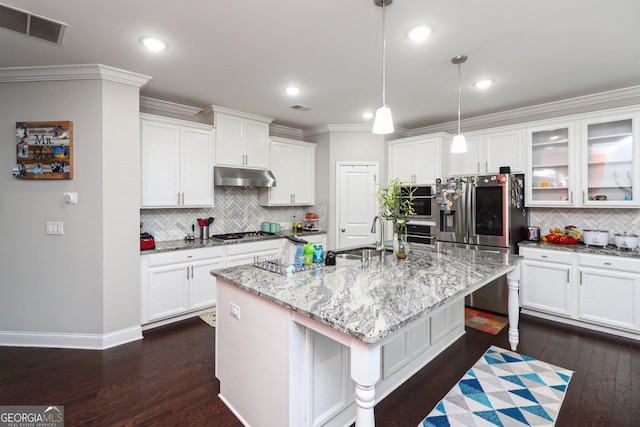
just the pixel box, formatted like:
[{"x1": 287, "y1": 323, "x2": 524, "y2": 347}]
[
  {"x1": 474, "y1": 79, "x2": 494, "y2": 89},
  {"x1": 407, "y1": 25, "x2": 432, "y2": 42},
  {"x1": 285, "y1": 86, "x2": 301, "y2": 96},
  {"x1": 140, "y1": 37, "x2": 167, "y2": 52},
  {"x1": 362, "y1": 112, "x2": 374, "y2": 120}
]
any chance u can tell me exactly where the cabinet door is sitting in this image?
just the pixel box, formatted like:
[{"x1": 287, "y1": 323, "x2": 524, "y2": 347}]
[
  {"x1": 388, "y1": 142, "x2": 415, "y2": 183},
  {"x1": 521, "y1": 260, "x2": 573, "y2": 316},
  {"x1": 215, "y1": 114, "x2": 244, "y2": 166},
  {"x1": 141, "y1": 120, "x2": 181, "y2": 207},
  {"x1": 244, "y1": 120, "x2": 269, "y2": 169},
  {"x1": 527, "y1": 124, "x2": 576, "y2": 207},
  {"x1": 484, "y1": 129, "x2": 524, "y2": 173},
  {"x1": 581, "y1": 116, "x2": 637, "y2": 206},
  {"x1": 578, "y1": 268, "x2": 640, "y2": 331},
  {"x1": 268, "y1": 142, "x2": 293, "y2": 204},
  {"x1": 291, "y1": 144, "x2": 314, "y2": 205},
  {"x1": 414, "y1": 138, "x2": 440, "y2": 184},
  {"x1": 147, "y1": 263, "x2": 189, "y2": 321},
  {"x1": 449, "y1": 135, "x2": 481, "y2": 176},
  {"x1": 181, "y1": 128, "x2": 213, "y2": 207},
  {"x1": 189, "y1": 257, "x2": 224, "y2": 310}
]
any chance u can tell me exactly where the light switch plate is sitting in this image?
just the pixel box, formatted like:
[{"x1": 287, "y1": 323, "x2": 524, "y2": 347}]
[
  {"x1": 230, "y1": 303, "x2": 240, "y2": 320},
  {"x1": 46, "y1": 222, "x2": 63, "y2": 235}
]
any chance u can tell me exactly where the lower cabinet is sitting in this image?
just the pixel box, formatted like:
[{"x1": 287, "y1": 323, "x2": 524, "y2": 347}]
[
  {"x1": 520, "y1": 246, "x2": 640, "y2": 338},
  {"x1": 141, "y1": 247, "x2": 224, "y2": 324}
]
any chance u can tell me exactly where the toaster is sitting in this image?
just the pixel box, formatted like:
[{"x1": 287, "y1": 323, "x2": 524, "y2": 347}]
[{"x1": 140, "y1": 232, "x2": 156, "y2": 250}]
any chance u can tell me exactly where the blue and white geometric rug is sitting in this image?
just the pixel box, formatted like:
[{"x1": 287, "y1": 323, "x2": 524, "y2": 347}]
[{"x1": 419, "y1": 346, "x2": 573, "y2": 427}]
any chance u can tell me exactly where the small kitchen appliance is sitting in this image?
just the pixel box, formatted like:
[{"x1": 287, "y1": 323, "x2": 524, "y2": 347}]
[
  {"x1": 614, "y1": 232, "x2": 638, "y2": 250},
  {"x1": 527, "y1": 226, "x2": 540, "y2": 241},
  {"x1": 140, "y1": 232, "x2": 155, "y2": 250},
  {"x1": 582, "y1": 229, "x2": 609, "y2": 247}
]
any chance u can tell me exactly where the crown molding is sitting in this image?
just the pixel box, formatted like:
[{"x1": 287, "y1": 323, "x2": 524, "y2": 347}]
[
  {"x1": 139, "y1": 96, "x2": 202, "y2": 116},
  {"x1": 0, "y1": 64, "x2": 151, "y2": 87},
  {"x1": 269, "y1": 124, "x2": 304, "y2": 139},
  {"x1": 202, "y1": 104, "x2": 273, "y2": 124},
  {"x1": 408, "y1": 85, "x2": 640, "y2": 136}
]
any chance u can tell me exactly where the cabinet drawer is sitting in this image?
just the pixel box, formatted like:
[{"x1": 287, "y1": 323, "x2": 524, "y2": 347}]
[
  {"x1": 145, "y1": 246, "x2": 224, "y2": 267},
  {"x1": 578, "y1": 253, "x2": 640, "y2": 273},
  {"x1": 520, "y1": 247, "x2": 573, "y2": 264}
]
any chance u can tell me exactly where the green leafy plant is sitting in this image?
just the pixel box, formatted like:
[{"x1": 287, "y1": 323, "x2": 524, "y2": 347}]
[{"x1": 376, "y1": 178, "x2": 415, "y2": 237}]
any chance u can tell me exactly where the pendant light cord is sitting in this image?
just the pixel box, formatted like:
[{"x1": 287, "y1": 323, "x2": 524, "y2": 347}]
[
  {"x1": 381, "y1": 0, "x2": 387, "y2": 107},
  {"x1": 457, "y1": 60, "x2": 461, "y2": 135}
]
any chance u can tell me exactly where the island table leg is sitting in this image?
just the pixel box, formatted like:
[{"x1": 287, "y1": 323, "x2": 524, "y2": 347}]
[
  {"x1": 507, "y1": 265, "x2": 521, "y2": 351},
  {"x1": 350, "y1": 339, "x2": 381, "y2": 427}
]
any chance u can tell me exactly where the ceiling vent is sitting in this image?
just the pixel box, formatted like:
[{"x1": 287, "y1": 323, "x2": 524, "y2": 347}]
[
  {"x1": 291, "y1": 104, "x2": 310, "y2": 112},
  {"x1": 0, "y1": 3, "x2": 66, "y2": 44}
]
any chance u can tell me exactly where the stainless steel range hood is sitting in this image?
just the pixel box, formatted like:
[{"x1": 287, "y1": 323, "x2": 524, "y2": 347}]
[{"x1": 214, "y1": 166, "x2": 276, "y2": 187}]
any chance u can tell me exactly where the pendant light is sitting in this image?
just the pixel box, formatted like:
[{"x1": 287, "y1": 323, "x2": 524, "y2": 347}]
[
  {"x1": 372, "y1": 0, "x2": 394, "y2": 135},
  {"x1": 450, "y1": 55, "x2": 468, "y2": 153}
]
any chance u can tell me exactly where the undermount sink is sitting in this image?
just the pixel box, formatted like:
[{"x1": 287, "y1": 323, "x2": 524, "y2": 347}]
[{"x1": 335, "y1": 246, "x2": 393, "y2": 257}]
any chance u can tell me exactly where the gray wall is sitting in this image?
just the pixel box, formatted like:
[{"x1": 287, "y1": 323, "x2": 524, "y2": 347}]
[{"x1": 0, "y1": 68, "x2": 144, "y2": 340}]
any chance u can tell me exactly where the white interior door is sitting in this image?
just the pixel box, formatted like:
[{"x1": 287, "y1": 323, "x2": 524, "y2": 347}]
[{"x1": 336, "y1": 163, "x2": 379, "y2": 249}]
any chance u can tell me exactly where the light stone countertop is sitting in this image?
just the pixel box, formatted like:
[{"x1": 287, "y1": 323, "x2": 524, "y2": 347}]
[
  {"x1": 143, "y1": 230, "x2": 327, "y2": 254},
  {"x1": 519, "y1": 240, "x2": 640, "y2": 258},
  {"x1": 211, "y1": 243, "x2": 521, "y2": 344}
]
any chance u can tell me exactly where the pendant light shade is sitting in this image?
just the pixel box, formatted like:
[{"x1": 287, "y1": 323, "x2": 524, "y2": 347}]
[
  {"x1": 373, "y1": 105, "x2": 394, "y2": 134},
  {"x1": 373, "y1": 0, "x2": 394, "y2": 135},
  {"x1": 451, "y1": 55, "x2": 468, "y2": 153}
]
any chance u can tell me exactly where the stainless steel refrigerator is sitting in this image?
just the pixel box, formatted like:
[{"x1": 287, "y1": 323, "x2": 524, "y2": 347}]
[{"x1": 435, "y1": 174, "x2": 526, "y2": 315}]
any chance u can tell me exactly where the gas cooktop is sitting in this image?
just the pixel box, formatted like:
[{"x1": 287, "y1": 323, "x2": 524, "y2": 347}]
[{"x1": 210, "y1": 231, "x2": 278, "y2": 243}]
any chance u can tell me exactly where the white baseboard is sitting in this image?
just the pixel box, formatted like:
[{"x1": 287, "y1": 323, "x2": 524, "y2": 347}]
[{"x1": 0, "y1": 325, "x2": 143, "y2": 350}]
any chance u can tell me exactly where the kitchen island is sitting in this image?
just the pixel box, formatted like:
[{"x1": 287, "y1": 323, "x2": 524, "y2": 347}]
[{"x1": 211, "y1": 243, "x2": 521, "y2": 427}]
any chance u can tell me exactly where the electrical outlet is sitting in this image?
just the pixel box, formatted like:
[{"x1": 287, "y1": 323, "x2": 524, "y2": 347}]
[{"x1": 230, "y1": 303, "x2": 240, "y2": 320}]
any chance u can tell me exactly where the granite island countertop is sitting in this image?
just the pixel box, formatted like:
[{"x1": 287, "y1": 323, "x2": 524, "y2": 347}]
[
  {"x1": 211, "y1": 243, "x2": 521, "y2": 344},
  {"x1": 519, "y1": 240, "x2": 640, "y2": 258}
]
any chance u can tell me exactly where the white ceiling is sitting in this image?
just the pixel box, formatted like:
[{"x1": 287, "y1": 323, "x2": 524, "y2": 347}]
[{"x1": 2, "y1": 0, "x2": 640, "y2": 131}]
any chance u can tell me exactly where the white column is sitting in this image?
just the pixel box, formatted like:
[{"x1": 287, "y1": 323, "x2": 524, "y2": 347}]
[
  {"x1": 507, "y1": 263, "x2": 521, "y2": 351},
  {"x1": 350, "y1": 338, "x2": 381, "y2": 427}
]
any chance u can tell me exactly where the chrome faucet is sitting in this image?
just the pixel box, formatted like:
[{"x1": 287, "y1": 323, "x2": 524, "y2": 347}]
[{"x1": 371, "y1": 215, "x2": 386, "y2": 256}]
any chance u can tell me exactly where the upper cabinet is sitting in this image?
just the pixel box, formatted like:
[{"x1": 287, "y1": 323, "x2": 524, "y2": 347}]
[
  {"x1": 526, "y1": 108, "x2": 639, "y2": 208},
  {"x1": 388, "y1": 133, "x2": 448, "y2": 184},
  {"x1": 448, "y1": 128, "x2": 525, "y2": 176},
  {"x1": 140, "y1": 114, "x2": 214, "y2": 208},
  {"x1": 207, "y1": 105, "x2": 273, "y2": 169},
  {"x1": 259, "y1": 137, "x2": 315, "y2": 206}
]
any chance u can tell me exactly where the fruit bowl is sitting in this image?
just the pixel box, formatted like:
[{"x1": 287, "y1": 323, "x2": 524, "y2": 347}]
[{"x1": 543, "y1": 234, "x2": 580, "y2": 244}]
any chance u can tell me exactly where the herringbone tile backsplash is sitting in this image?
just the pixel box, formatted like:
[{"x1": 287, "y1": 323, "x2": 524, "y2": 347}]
[
  {"x1": 529, "y1": 208, "x2": 640, "y2": 243},
  {"x1": 141, "y1": 187, "x2": 326, "y2": 241}
]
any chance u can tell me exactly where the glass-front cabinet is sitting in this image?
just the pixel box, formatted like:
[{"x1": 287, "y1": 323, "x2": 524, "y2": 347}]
[
  {"x1": 526, "y1": 108, "x2": 639, "y2": 208},
  {"x1": 528, "y1": 124, "x2": 576, "y2": 206},
  {"x1": 582, "y1": 116, "x2": 635, "y2": 206}
]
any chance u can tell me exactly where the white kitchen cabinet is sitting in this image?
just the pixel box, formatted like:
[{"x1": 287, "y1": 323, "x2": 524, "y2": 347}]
[
  {"x1": 141, "y1": 247, "x2": 224, "y2": 324},
  {"x1": 388, "y1": 133, "x2": 448, "y2": 184},
  {"x1": 520, "y1": 260, "x2": 573, "y2": 317},
  {"x1": 448, "y1": 128, "x2": 524, "y2": 176},
  {"x1": 520, "y1": 246, "x2": 640, "y2": 338},
  {"x1": 140, "y1": 114, "x2": 213, "y2": 208},
  {"x1": 211, "y1": 106, "x2": 273, "y2": 169},
  {"x1": 259, "y1": 137, "x2": 315, "y2": 206},
  {"x1": 577, "y1": 253, "x2": 640, "y2": 332},
  {"x1": 225, "y1": 239, "x2": 283, "y2": 267},
  {"x1": 526, "y1": 107, "x2": 639, "y2": 208}
]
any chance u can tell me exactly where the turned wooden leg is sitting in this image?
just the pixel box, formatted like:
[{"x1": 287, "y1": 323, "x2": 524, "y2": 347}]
[
  {"x1": 350, "y1": 339, "x2": 381, "y2": 427},
  {"x1": 507, "y1": 264, "x2": 521, "y2": 351}
]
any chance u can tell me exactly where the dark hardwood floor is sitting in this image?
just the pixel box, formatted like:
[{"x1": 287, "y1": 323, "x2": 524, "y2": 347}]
[{"x1": 1, "y1": 314, "x2": 639, "y2": 426}]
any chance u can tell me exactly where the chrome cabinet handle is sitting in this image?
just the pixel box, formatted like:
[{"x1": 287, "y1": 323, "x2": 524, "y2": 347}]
[
  {"x1": 191, "y1": 265, "x2": 194, "y2": 279},
  {"x1": 567, "y1": 270, "x2": 570, "y2": 283}
]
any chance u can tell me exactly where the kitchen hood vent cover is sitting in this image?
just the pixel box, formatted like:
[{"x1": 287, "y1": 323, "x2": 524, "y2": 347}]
[
  {"x1": 214, "y1": 166, "x2": 276, "y2": 188},
  {"x1": 0, "y1": 4, "x2": 67, "y2": 44}
]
